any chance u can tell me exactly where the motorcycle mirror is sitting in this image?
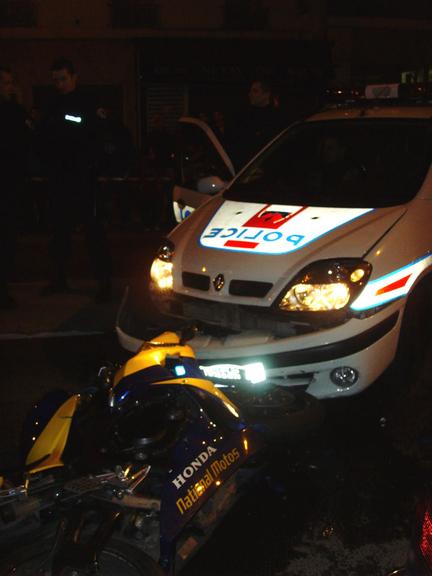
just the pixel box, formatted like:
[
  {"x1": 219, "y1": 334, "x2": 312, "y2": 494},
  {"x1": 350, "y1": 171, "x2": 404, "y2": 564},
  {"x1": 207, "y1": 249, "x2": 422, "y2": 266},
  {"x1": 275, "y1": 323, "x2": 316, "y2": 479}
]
[{"x1": 95, "y1": 362, "x2": 117, "y2": 390}]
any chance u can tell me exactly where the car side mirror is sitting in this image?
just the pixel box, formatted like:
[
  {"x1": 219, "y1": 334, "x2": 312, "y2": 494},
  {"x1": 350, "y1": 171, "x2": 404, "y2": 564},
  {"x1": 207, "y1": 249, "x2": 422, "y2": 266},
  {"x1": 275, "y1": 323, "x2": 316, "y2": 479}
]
[{"x1": 197, "y1": 175, "x2": 227, "y2": 195}]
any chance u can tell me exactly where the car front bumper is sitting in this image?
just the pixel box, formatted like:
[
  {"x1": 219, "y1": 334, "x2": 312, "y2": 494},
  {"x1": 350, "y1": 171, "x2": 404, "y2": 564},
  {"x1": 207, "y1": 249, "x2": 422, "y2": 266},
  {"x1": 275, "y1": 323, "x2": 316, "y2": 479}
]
[{"x1": 116, "y1": 286, "x2": 403, "y2": 399}]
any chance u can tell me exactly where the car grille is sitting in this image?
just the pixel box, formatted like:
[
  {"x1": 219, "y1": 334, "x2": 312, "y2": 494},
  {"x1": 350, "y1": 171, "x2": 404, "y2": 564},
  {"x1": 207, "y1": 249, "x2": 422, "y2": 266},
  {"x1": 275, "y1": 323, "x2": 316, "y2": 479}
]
[
  {"x1": 182, "y1": 272, "x2": 273, "y2": 298},
  {"x1": 163, "y1": 295, "x2": 308, "y2": 337},
  {"x1": 182, "y1": 272, "x2": 210, "y2": 291},
  {"x1": 229, "y1": 280, "x2": 272, "y2": 297}
]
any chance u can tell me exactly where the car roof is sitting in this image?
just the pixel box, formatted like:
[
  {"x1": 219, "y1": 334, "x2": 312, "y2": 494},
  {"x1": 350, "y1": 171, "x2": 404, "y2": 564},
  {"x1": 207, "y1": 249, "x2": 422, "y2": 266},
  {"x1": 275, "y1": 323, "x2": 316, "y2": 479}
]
[{"x1": 308, "y1": 105, "x2": 432, "y2": 122}]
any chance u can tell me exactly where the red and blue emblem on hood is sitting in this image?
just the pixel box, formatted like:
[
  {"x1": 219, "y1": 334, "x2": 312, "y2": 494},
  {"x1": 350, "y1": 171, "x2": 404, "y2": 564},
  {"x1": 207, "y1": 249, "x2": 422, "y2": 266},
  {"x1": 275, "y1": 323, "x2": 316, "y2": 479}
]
[{"x1": 200, "y1": 201, "x2": 373, "y2": 255}]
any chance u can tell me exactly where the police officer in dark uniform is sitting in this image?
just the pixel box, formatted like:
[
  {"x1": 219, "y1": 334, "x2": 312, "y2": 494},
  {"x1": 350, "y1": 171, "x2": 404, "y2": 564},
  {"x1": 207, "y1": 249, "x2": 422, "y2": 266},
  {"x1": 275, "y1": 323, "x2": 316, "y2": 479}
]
[
  {"x1": 40, "y1": 58, "x2": 112, "y2": 301},
  {"x1": 0, "y1": 66, "x2": 28, "y2": 308},
  {"x1": 231, "y1": 78, "x2": 284, "y2": 170}
]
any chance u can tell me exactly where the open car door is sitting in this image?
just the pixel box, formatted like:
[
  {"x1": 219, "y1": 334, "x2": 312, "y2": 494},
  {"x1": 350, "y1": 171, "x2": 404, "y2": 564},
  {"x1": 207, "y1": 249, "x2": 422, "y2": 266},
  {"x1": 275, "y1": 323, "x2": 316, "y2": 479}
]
[{"x1": 172, "y1": 117, "x2": 236, "y2": 223}]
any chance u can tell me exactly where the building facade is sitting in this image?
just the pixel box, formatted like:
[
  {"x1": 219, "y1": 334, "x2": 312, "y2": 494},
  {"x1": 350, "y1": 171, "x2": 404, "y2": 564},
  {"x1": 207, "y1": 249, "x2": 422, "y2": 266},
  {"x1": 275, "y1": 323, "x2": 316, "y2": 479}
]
[
  {"x1": 0, "y1": 0, "x2": 329, "y2": 142},
  {"x1": 1, "y1": 0, "x2": 431, "y2": 143}
]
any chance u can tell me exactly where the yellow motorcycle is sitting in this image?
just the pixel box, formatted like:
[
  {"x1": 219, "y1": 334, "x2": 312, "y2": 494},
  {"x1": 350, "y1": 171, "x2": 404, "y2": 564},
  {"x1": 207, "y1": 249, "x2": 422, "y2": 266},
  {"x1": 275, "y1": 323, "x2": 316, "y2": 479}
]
[{"x1": 0, "y1": 330, "x2": 263, "y2": 575}]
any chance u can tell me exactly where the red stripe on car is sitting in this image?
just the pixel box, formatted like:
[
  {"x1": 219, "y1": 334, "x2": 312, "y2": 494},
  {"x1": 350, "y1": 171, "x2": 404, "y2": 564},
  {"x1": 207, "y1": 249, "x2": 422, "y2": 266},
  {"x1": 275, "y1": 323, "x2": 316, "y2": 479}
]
[
  {"x1": 375, "y1": 274, "x2": 411, "y2": 296},
  {"x1": 224, "y1": 240, "x2": 259, "y2": 249}
]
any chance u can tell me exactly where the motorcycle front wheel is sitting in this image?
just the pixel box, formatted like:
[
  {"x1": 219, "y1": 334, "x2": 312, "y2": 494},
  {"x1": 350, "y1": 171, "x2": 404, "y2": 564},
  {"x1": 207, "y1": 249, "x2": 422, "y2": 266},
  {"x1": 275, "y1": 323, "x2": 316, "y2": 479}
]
[{"x1": 0, "y1": 538, "x2": 165, "y2": 576}]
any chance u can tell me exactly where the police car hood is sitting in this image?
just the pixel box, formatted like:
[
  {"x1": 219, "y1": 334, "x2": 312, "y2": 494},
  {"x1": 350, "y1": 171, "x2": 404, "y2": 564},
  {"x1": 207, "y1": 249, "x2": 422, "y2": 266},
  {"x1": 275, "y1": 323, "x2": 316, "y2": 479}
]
[{"x1": 170, "y1": 197, "x2": 406, "y2": 304}]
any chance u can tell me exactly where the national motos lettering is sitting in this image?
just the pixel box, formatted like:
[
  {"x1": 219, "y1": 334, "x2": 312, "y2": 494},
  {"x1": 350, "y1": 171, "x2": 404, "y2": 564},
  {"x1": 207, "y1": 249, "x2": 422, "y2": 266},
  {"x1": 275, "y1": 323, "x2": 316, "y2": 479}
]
[{"x1": 176, "y1": 447, "x2": 240, "y2": 515}]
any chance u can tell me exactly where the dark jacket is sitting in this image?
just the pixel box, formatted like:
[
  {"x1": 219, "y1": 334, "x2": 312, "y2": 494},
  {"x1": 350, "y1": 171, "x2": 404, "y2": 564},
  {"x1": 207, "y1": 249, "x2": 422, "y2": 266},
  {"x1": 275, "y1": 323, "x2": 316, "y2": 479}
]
[
  {"x1": 40, "y1": 89, "x2": 98, "y2": 179},
  {"x1": 230, "y1": 105, "x2": 284, "y2": 170}
]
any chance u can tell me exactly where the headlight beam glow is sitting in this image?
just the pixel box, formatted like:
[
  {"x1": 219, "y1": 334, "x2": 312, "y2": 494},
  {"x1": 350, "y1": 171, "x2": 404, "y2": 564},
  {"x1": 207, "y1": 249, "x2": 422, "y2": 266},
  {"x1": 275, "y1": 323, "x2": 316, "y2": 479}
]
[
  {"x1": 280, "y1": 282, "x2": 350, "y2": 311},
  {"x1": 150, "y1": 259, "x2": 173, "y2": 291},
  {"x1": 278, "y1": 259, "x2": 372, "y2": 313}
]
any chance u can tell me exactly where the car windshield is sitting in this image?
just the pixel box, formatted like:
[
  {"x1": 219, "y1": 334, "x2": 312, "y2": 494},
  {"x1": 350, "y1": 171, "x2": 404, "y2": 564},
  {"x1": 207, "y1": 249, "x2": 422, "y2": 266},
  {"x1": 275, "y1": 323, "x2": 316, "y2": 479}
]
[{"x1": 224, "y1": 119, "x2": 432, "y2": 208}]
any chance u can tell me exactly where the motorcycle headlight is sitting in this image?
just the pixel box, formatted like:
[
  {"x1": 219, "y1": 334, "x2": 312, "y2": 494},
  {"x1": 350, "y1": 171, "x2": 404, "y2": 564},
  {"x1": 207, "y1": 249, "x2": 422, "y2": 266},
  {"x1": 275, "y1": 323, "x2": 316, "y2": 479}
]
[
  {"x1": 279, "y1": 259, "x2": 372, "y2": 312},
  {"x1": 150, "y1": 240, "x2": 175, "y2": 292}
]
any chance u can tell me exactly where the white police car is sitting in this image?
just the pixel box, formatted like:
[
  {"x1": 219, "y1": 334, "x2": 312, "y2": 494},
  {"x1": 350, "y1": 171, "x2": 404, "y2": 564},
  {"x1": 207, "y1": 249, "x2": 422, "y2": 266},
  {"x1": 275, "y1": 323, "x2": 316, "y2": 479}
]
[{"x1": 118, "y1": 85, "x2": 432, "y2": 400}]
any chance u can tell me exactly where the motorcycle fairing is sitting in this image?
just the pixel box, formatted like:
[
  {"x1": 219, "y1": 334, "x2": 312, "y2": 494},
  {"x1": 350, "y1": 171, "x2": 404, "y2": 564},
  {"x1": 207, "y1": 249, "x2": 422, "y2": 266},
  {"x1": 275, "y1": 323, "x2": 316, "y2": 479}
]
[
  {"x1": 153, "y1": 378, "x2": 241, "y2": 419},
  {"x1": 110, "y1": 358, "x2": 205, "y2": 407},
  {"x1": 25, "y1": 394, "x2": 80, "y2": 473},
  {"x1": 113, "y1": 338, "x2": 196, "y2": 389},
  {"x1": 157, "y1": 376, "x2": 262, "y2": 567},
  {"x1": 159, "y1": 411, "x2": 252, "y2": 544},
  {"x1": 112, "y1": 362, "x2": 241, "y2": 422},
  {"x1": 111, "y1": 337, "x2": 239, "y2": 415}
]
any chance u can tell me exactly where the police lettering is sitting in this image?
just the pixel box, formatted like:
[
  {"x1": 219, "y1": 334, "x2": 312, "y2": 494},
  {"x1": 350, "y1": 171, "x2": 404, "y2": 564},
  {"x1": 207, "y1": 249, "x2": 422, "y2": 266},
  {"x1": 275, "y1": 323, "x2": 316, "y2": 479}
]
[
  {"x1": 203, "y1": 227, "x2": 304, "y2": 247},
  {"x1": 220, "y1": 228, "x2": 237, "y2": 238},
  {"x1": 204, "y1": 227, "x2": 223, "y2": 238}
]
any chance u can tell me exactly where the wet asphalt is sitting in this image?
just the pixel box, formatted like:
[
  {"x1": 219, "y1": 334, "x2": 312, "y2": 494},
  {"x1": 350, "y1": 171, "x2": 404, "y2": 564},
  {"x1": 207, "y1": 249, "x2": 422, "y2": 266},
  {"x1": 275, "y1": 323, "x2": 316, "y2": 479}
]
[{"x1": 2, "y1": 226, "x2": 432, "y2": 575}]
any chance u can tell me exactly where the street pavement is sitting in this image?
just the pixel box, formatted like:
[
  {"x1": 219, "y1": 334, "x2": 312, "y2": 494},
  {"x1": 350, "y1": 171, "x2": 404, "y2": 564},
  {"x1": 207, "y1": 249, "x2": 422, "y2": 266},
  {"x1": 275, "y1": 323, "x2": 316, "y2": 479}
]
[
  {"x1": 1, "y1": 227, "x2": 163, "y2": 337},
  {"x1": 0, "y1": 225, "x2": 163, "y2": 458}
]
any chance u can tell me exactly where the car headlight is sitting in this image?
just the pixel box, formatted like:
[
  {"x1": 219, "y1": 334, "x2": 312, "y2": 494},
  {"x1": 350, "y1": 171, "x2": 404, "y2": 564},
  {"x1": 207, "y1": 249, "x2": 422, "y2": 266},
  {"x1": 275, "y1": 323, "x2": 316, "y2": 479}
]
[
  {"x1": 150, "y1": 240, "x2": 175, "y2": 292},
  {"x1": 279, "y1": 259, "x2": 372, "y2": 312}
]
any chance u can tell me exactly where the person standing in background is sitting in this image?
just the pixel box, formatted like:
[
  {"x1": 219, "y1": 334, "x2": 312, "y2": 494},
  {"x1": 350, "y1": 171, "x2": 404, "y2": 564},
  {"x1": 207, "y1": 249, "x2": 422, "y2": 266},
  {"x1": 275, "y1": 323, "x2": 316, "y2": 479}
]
[
  {"x1": 39, "y1": 58, "x2": 112, "y2": 302},
  {"x1": 231, "y1": 78, "x2": 284, "y2": 170},
  {"x1": 0, "y1": 66, "x2": 29, "y2": 308}
]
